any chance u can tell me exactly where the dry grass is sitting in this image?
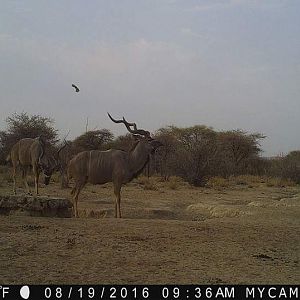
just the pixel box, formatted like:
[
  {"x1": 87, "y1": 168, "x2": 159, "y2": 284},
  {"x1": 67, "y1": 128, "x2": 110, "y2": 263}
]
[
  {"x1": 133, "y1": 175, "x2": 159, "y2": 190},
  {"x1": 232, "y1": 175, "x2": 263, "y2": 185},
  {"x1": 265, "y1": 177, "x2": 296, "y2": 187},
  {"x1": 50, "y1": 172, "x2": 61, "y2": 184},
  {"x1": 206, "y1": 175, "x2": 297, "y2": 189},
  {"x1": 166, "y1": 176, "x2": 186, "y2": 190},
  {"x1": 206, "y1": 176, "x2": 231, "y2": 189},
  {"x1": 0, "y1": 165, "x2": 10, "y2": 174},
  {"x1": 134, "y1": 175, "x2": 148, "y2": 185},
  {"x1": 0, "y1": 165, "x2": 13, "y2": 184},
  {"x1": 135, "y1": 175, "x2": 191, "y2": 191},
  {"x1": 0, "y1": 166, "x2": 299, "y2": 284},
  {"x1": 143, "y1": 178, "x2": 159, "y2": 191}
]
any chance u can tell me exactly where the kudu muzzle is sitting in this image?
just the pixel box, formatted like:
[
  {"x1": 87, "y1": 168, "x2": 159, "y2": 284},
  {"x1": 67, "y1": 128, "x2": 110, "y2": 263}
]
[{"x1": 42, "y1": 164, "x2": 58, "y2": 186}]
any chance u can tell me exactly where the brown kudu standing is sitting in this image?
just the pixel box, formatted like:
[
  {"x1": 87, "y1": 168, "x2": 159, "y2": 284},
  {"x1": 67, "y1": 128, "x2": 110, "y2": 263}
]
[
  {"x1": 68, "y1": 113, "x2": 163, "y2": 218},
  {"x1": 7, "y1": 137, "x2": 60, "y2": 195}
]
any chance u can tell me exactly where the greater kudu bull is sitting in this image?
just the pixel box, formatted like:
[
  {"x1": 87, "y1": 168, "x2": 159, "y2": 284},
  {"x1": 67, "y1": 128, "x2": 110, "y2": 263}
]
[
  {"x1": 7, "y1": 137, "x2": 60, "y2": 195},
  {"x1": 68, "y1": 113, "x2": 163, "y2": 218}
]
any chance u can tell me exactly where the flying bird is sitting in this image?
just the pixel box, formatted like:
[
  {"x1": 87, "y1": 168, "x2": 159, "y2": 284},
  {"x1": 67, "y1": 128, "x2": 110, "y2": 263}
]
[{"x1": 72, "y1": 84, "x2": 80, "y2": 92}]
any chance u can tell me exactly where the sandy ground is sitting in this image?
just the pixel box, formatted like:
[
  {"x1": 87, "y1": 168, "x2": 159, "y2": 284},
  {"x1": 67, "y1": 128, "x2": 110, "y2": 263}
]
[{"x1": 0, "y1": 176, "x2": 299, "y2": 284}]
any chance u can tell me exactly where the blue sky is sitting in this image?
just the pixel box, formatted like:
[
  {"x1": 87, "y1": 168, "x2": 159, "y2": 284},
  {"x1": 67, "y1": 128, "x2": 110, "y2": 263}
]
[{"x1": 0, "y1": 0, "x2": 299, "y2": 156}]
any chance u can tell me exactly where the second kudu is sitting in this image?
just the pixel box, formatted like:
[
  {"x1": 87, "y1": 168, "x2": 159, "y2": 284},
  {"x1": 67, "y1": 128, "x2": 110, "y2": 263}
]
[
  {"x1": 7, "y1": 137, "x2": 63, "y2": 195},
  {"x1": 68, "y1": 113, "x2": 163, "y2": 218},
  {"x1": 57, "y1": 140, "x2": 73, "y2": 188}
]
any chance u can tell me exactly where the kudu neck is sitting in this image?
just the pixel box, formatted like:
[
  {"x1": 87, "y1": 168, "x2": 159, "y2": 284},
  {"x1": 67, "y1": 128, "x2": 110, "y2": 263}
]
[{"x1": 128, "y1": 142, "x2": 150, "y2": 174}]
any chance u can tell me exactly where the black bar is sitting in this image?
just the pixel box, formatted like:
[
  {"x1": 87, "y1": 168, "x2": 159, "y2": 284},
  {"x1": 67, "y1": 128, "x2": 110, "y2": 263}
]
[{"x1": 0, "y1": 285, "x2": 298, "y2": 300}]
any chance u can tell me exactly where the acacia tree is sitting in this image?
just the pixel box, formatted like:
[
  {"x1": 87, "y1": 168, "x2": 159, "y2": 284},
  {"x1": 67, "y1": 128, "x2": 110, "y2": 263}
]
[
  {"x1": 173, "y1": 126, "x2": 221, "y2": 185},
  {"x1": 108, "y1": 133, "x2": 136, "y2": 151},
  {"x1": 154, "y1": 126, "x2": 179, "y2": 180},
  {"x1": 72, "y1": 129, "x2": 114, "y2": 153},
  {"x1": 279, "y1": 151, "x2": 300, "y2": 183},
  {"x1": 155, "y1": 125, "x2": 220, "y2": 185},
  {"x1": 154, "y1": 126, "x2": 265, "y2": 184},
  {"x1": 0, "y1": 112, "x2": 58, "y2": 163},
  {"x1": 219, "y1": 130, "x2": 265, "y2": 175}
]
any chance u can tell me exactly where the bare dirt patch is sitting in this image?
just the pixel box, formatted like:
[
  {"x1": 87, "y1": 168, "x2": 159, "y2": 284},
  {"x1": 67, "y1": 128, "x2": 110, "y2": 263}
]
[{"x1": 0, "y1": 177, "x2": 299, "y2": 284}]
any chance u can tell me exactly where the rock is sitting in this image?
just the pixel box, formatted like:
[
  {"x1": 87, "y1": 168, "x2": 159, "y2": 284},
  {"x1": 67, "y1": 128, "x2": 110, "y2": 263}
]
[{"x1": 0, "y1": 194, "x2": 73, "y2": 218}]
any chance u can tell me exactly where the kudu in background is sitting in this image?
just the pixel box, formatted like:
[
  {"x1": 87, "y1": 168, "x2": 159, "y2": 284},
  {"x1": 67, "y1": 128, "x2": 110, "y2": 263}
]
[
  {"x1": 57, "y1": 140, "x2": 73, "y2": 188},
  {"x1": 68, "y1": 113, "x2": 163, "y2": 218},
  {"x1": 7, "y1": 137, "x2": 61, "y2": 195}
]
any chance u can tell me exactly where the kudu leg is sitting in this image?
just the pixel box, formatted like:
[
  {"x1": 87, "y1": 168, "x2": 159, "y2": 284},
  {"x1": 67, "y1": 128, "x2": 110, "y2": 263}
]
[
  {"x1": 113, "y1": 184, "x2": 122, "y2": 218},
  {"x1": 22, "y1": 166, "x2": 31, "y2": 195},
  {"x1": 72, "y1": 181, "x2": 86, "y2": 218},
  {"x1": 12, "y1": 165, "x2": 17, "y2": 195},
  {"x1": 33, "y1": 166, "x2": 39, "y2": 195},
  {"x1": 73, "y1": 190, "x2": 79, "y2": 218},
  {"x1": 35, "y1": 173, "x2": 39, "y2": 195},
  {"x1": 60, "y1": 170, "x2": 69, "y2": 189}
]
